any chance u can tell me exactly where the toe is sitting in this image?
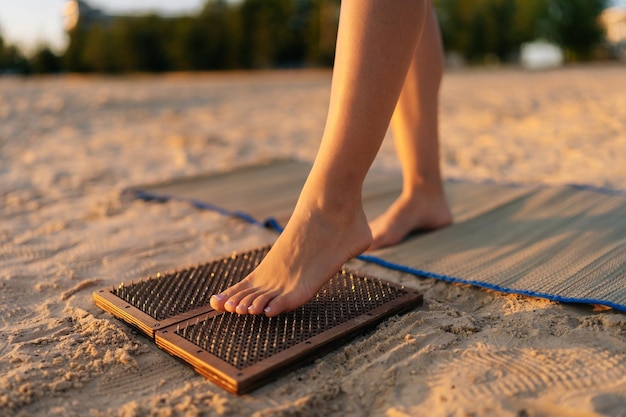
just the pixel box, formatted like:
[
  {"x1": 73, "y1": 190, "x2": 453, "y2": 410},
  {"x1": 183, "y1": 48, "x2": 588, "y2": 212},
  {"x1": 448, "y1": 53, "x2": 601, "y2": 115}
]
[
  {"x1": 263, "y1": 294, "x2": 293, "y2": 317},
  {"x1": 210, "y1": 280, "x2": 250, "y2": 311},
  {"x1": 223, "y1": 287, "x2": 257, "y2": 313},
  {"x1": 246, "y1": 290, "x2": 281, "y2": 315},
  {"x1": 236, "y1": 291, "x2": 263, "y2": 315},
  {"x1": 210, "y1": 293, "x2": 228, "y2": 310},
  {"x1": 235, "y1": 302, "x2": 250, "y2": 315}
]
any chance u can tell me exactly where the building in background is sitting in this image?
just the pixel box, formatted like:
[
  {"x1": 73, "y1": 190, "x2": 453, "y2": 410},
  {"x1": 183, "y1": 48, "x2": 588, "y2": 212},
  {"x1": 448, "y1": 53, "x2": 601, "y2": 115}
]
[
  {"x1": 63, "y1": 0, "x2": 114, "y2": 31},
  {"x1": 601, "y1": 6, "x2": 626, "y2": 59},
  {"x1": 520, "y1": 40, "x2": 564, "y2": 70}
]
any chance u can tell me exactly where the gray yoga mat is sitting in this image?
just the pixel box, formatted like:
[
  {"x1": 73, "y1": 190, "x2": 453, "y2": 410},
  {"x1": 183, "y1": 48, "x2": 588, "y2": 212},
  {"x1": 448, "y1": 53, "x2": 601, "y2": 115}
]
[{"x1": 124, "y1": 159, "x2": 626, "y2": 312}]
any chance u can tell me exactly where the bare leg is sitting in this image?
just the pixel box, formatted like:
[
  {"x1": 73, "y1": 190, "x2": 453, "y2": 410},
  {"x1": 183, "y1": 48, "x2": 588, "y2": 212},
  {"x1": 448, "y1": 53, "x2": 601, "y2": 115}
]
[
  {"x1": 368, "y1": 3, "x2": 452, "y2": 250},
  {"x1": 210, "y1": 0, "x2": 428, "y2": 316}
]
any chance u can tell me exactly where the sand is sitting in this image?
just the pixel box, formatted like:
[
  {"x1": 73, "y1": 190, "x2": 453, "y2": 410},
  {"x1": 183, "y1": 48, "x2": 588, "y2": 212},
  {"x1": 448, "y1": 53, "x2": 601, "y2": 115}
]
[{"x1": 1, "y1": 64, "x2": 626, "y2": 417}]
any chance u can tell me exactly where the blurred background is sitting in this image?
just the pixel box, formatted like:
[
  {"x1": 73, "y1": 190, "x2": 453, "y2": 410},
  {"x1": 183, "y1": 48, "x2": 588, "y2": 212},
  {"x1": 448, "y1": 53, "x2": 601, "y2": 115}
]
[{"x1": 0, "y1": 0, "x2": 625, "y2": 74}]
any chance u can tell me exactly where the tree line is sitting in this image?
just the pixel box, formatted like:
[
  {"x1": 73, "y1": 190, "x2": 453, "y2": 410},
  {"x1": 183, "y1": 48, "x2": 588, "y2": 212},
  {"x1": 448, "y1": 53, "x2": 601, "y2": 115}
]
[
  {"x1": 62, "y1": 0, "x2": 340, "y2": 73},
  {"x1": 0, "y1": 0, "x2": 609, "y2": 74},
  {"x1": 437, "y1": 0, "x2": 609, "y2": 62}
]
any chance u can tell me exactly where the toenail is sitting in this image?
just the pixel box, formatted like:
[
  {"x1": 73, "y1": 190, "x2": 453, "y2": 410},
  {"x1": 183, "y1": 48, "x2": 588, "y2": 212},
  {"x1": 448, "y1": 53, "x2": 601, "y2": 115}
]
[
  {"x1": 264, "y1": 306, "x2": 272, "y2": 313},
  {"x1": 225, "y1": 300, "x2": 235, "y2": 307},
  {"x1": 212, "y1": 294, "x2": 226, "y2": 301},
  {"x1": 247, "y1": 305, "x2": 255, "y2": 311}
]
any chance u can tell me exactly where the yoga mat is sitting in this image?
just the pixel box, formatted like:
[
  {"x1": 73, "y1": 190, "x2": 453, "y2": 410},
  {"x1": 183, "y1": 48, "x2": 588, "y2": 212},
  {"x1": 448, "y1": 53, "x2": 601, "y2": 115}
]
[{"x1": 124, "y1": 160, "x2": 626, "y2": 313}]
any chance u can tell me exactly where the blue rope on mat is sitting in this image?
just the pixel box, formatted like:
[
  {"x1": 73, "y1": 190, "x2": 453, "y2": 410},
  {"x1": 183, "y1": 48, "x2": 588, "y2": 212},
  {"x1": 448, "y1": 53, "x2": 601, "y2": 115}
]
[
  {"x1": 126, "y1": 186, "x2": 626, "y2": 313},
  {"x1": 125, "y1": 189, "x2": 268, "y2": 228}
]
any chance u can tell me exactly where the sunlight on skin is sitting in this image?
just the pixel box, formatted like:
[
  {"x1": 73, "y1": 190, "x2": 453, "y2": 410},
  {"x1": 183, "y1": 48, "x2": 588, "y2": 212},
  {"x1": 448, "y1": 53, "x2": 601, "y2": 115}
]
[{"x1": 210, "y1": 0, "x2": 452, "y2": 316}]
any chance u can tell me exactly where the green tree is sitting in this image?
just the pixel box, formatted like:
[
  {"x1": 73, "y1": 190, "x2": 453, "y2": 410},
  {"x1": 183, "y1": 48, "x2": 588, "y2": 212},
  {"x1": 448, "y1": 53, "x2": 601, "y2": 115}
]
[
  {"x1": 189, "y1": 0, "x2": 242, "y2": 70},
  {"x1": 60, "y1": 0, "x2": 342, "y2": 73},
  {"x1": 30, "y1": 45, "x2": 62, "y2": 74},
  {"x1": 59, "y1": 0, "x2": 611, "y2": 73},
  {"x1": 436, "y1": 0, "x2": 517, "y2": 62},
  {"x1": 64, "y1": 27, "x2": 89, "y2": 72},
  {"x1": 434, "y1": 0, "x2": 608, "y2": 63},
  {"x1": 303, "y1": 0, "x2": 339, "y2": 66},
  {"x1": 0, "y1": 34, "x2": 30, "y2": 74},
  {"x1": 81, "y1": 23, "x2": 121, "y2": 72},
  {"x1": 539, "y1": 0, "x2": 608, "y2": 60},
  {"x1": 239, "y1": 0, "x2": 309, "y2": 68},
  {"x1": 511, "y1": 0, "x2": 545, "y2": 45},
  {"x1": 117, "y1": 15, "x2": 171, "y2": 72}
]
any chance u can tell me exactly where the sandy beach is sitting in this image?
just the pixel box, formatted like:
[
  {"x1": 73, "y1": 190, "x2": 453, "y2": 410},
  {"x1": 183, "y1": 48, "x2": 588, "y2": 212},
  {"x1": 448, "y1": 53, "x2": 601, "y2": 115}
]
[{"x1": 1, "y1": 64, "x2": 626, "y2": 416}]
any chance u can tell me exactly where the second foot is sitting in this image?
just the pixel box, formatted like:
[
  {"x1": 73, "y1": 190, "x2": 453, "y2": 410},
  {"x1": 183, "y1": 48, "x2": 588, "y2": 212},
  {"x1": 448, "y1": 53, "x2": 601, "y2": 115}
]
[{"x1": 368, "y1": 185, "x2": 452, "y2": 250}]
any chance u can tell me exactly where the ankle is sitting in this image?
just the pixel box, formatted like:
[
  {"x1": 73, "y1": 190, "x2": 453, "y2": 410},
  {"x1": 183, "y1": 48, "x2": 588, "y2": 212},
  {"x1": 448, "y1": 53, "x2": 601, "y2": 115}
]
[
  {"x1": 300, "y1": 180, "x2": 363, "y2": 219},
  {"x1": 296, "y1": 195, "x2": 367, "y2": 234},
  {"x1": 401, "y1": 177, "x2": 445, "y2": 201}
]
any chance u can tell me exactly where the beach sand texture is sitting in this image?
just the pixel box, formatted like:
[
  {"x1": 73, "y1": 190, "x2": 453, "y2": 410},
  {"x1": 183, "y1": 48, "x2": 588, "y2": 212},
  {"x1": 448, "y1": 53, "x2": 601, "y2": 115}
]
[{"x1": 1, "y1": 65, "x2": 626, "y2": 416}]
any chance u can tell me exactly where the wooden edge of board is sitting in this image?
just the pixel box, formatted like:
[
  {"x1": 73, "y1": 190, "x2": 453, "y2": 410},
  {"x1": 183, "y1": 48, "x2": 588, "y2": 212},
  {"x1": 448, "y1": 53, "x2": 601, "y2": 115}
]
[
  {"x1": 93, "y1": 289, "x2": 215, "y2": 339},
  {"x1": 155, "y1": 288, "x2": 422, "y2": 395}
]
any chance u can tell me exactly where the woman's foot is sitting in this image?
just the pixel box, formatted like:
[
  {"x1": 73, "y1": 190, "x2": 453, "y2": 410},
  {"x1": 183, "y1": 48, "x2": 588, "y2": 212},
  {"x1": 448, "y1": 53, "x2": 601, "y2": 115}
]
[
  {"x1": 210, "y1": 193, "x2": 372, "y2": 317},
  {"x1": 368, "y1": 182, "x2": 451, "y2": 250}
]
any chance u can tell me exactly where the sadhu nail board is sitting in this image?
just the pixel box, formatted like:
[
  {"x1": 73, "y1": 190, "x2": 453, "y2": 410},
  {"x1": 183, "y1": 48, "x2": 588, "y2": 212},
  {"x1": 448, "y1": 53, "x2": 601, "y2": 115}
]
[{"x1": 93, "y1": 246, "x2": 423, "y2": 394}]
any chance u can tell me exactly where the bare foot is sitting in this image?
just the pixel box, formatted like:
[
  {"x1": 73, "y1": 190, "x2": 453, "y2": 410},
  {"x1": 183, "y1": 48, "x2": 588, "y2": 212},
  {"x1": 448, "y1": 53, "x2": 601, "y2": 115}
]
[
  {"x1": 210, "y1": 197, "x2": 372, "y2": 317},
  {"x1": 368, "y1": 183, "x2": 451, "y2": 250}
]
